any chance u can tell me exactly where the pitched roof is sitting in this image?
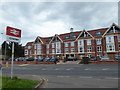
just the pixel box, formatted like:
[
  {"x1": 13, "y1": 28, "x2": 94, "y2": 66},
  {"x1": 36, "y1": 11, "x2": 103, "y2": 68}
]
[
  {"x1": 87, "y1": 28, "x2": 108, "y2": 37},
  {"x1": 39, "y1": 36, "x2": 53, "y2": 44},
  {"x1": 59, "y1": 31, "x2": 82, "y2": 41},
  {"x1": 25, "y1": 41, "x2": 34, "y2": 46}
]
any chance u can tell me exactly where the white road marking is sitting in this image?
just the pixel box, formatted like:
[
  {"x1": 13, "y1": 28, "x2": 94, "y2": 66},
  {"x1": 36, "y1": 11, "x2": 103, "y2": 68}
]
[
  {"x1": 55, "y1": 68, "x2": 59, "y2": 70},
  {"x1": 66, "y1": 68, "x2": 73, "y2": 70},
  {"x1": 79, "y1": 76, "x2": 93, "y2": 78},
  {"x1": 84, "y1": 68, "x2": 90, "y2": 70},
  {"x1": 19, "y1": 64, "x2": 29, "y2": 66},
  {"x1": 42, "y1": 68, "x2": 46, "y2": 70},
  {"x1": 57, "y1": 76, "x2": 70, "y2": 78},
  {"x1": 102, "y1": 68, "x2": 109, "y2": 70},
  {"x1": 105, "y1": 77, "x2": 119, "y2": 79}
]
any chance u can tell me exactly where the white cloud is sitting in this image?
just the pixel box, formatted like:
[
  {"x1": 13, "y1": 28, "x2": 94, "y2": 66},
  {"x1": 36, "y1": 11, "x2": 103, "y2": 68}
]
[{"x1": 0, "y1": 2, "x2": 118, "y2": 46}]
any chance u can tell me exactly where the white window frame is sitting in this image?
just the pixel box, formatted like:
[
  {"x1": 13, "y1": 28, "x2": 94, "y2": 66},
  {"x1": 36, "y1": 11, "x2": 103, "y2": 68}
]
[
  {"x1": 71, "y1": 41, "x2": 74, "y2": 47},
  {"x1": 78, "y1": 40, "x2": 84, "y2": 46},
  {"x1": 87, "y1": 46, "x2": 92, "y2": 52},
  {"x1": 46, "y1": 44, "x2": 49, "y2": 48},
  {"x1": 28, "y1": 45, "x2": 31, "y2": 49},
  {"x1": 87, "y1": 39, "x2": 91, "y2": 45},
  {"x1": 52, "y1": 49, "x2": 55, "y2": 54},
  {"x1": 71, "y1": 48, "x2": 74, "y2": 52},
  {"x1": 78, "y1": 47, "x2": 84, "y2": 52},
  {"x1": 52, "y1": 43, "x2": 55, "y2": 48},
  {"x1": 25, "y1": 50, "x2": 28, "y2": 55},
  {"x1": 34, "y1": 44, "x2": 37, "y2": 49},
  {"x1": 96, "y1": 38, "x2": 101, "y2": 45},
  {"x1": 37, "y1": 50, "x2": 41, "y2": 55},
  {"x1": 65, "y1": 42, "x2": 68, "y2": 47},
  {"x1": 37, "y1": 44, "x2": 41, "y2": 49},
  {"x1": 106, "y1": 36, "x2": 114, "y2": 43},
  {"x1": 97, "y1": 46, "x2": 102, "y2": 52},
  {"x1": 34, "y1": 50, "x2": 37, "y2": 54},
  {"x1": 56, "y1": 42, "x2": 61, "y2": 54},
  {"x1": 36, "y1": 44, "x2": 41, "y2": 55},
  {"x1": 65, "y1": 48, "x2": 69, "y2": 53},
  {"x1": 46, "y1": 49, "x2": 49, "y2": 54},
  {"x1": 56, "y1": 49, "x2": 61, "y2": 54},
  {"x1": 106, "y1": 44, "x2": 115, "y2": 52}
]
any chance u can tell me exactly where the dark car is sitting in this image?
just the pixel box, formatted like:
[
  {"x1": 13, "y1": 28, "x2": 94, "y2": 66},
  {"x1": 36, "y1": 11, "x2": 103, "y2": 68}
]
[
  {"x1": 90, "y1": 56, "x2": 97, "y2": 61},
  {"x1": 115, "y1": 55, "x2": 120, "y2": 61},
  {"x1": 26, "y1": 57, "x2": 34, "y2": 61},
  {"x1": 50, "y1": 57, "x2": 58, "y2": 62},
  {"x1": 66, "y1": 57, "x2": 77, "y2": 61}
]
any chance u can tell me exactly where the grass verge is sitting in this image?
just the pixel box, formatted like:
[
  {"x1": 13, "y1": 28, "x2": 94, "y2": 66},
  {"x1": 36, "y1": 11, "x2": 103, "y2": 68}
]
[
  {"x1": 2, "y1": 76, "x2": 40, "y2": 88},
  {"x1": 0, "y1": 76, "x2": 2, "y2": 89}
]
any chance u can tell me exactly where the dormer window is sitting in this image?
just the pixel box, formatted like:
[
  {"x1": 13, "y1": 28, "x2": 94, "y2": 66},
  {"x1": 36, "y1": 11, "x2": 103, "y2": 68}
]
[
  {"x1": 107, "y1": 26, "x2": 120, "y2": 34},
  {"x1": 72, "y1": 35, "x2": 77, "y2": 38},
  {"x1": 46, "y1": 38, "x2": 52, "y2": 42},
  {"x1": 95, "y1": 31, "x2": 102, "y2": 36},
  {"x1": 64, "y1": 36, "x2": 70, "y2": 40},
  {"x1": 81, "y1": 32, "x2": 90, "y2": 37},
  {"x1": 66, "y1": 36, "x2": 69, "y2": 39},
  {"x1": 84, "y1": 32, "x2": 86, "y2": 37}
]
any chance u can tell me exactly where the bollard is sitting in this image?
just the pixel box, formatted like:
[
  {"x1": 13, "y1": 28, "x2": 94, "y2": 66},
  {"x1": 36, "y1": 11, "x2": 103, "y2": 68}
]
[{"x1": 6, "y1": 62, "x2": 9, "y2": 68}]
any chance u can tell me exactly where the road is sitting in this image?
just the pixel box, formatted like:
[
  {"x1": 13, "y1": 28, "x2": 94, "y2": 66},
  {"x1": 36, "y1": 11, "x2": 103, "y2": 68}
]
[{"x1": 2, "y1": 63, "x2": 119, "y2": 88}]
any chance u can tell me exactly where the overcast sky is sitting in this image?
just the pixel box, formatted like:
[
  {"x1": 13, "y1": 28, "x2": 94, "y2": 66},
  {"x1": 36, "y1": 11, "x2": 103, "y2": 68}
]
[{"x1": 0, "y1": 1, "x2": 118, "y2": 46}]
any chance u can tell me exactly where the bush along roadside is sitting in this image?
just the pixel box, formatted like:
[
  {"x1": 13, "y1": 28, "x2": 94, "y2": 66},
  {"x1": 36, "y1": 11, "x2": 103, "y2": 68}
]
[{"x1": 79, "y1": 57, "x2": 90, "y2": 64}]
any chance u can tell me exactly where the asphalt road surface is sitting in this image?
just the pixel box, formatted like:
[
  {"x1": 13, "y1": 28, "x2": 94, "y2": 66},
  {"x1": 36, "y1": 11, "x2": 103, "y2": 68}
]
[{"x1": 2, "y1": 63, "x2": 119, "y2": 88}]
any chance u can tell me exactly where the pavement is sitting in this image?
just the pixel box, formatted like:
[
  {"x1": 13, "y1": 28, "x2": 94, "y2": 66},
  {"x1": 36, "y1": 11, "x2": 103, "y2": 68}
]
[
  {"x1": 2, "y1": 63, "x2": 119, "y2": 88},
  {"x1": 57, "y1": 60, "x2": 80, "y2": 64}
]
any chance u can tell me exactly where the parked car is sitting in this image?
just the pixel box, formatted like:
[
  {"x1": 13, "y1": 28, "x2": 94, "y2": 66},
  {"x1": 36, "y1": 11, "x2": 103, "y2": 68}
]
[
  {"x1": 38, "y1": 58, "x2": 45, "y2": 62},
  {"x1": 26, "y1": 57, "x2": 34, "y2": 61},
  {"x1": 50, "y1": 57, "x2": 58, "y2": 62},
  {"x1": 100, "y1": 56, "x2": 109, "y2": 61},
  {"x1": 115, "y1": 55, "x2": 120, "y2": 61},
  {"x1": 66, "y1": 57, "x2": 77, "y2": 61},
  {"x1": 18, "y1": 57, "x2": 26, "y2": 61},
  {"x1": 90, "y1": 56, "x2": 97, "y2": 61},
  {"x1": 43, "y1": 57, "x2": 50, "y2": 62}
]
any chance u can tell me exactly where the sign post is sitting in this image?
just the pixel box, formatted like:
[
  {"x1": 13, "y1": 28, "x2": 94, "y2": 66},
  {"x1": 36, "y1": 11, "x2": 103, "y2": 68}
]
[
  {"x1": 6, "y1": 26, "x2": 21, "y2": 79},
  {"x1": 11, "y1": 42, "x2": 14, "y2": 79}
]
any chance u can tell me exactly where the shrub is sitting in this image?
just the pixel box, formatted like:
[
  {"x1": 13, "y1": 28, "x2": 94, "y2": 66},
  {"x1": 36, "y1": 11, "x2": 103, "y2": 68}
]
[
  {"x1": 12, "y1": 76, "x2": 18, "y2": 80},
  {"x1": 80, "y1": 57, "x2": 90, "y2": 64}
]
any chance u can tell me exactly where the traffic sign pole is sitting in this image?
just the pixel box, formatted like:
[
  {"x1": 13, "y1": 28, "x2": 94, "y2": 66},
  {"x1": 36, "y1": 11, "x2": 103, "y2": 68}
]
[
  {"x1": 6, "y1": 26, "x2": 21, "y2": 79},
  {"x1": 11, "y1": 42, "x2": 14, "y2": 79}
]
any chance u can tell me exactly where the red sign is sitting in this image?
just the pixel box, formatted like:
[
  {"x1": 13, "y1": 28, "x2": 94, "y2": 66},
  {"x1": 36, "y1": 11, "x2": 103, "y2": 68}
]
[{"x1": 6, "y1": 26, "x2": 21, "y2": 38}]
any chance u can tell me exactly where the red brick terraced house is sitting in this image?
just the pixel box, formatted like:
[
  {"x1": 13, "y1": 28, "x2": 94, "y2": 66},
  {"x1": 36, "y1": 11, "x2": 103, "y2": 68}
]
[{"x1": 24, "y1": 23, "x2": 120, "y2": 62}]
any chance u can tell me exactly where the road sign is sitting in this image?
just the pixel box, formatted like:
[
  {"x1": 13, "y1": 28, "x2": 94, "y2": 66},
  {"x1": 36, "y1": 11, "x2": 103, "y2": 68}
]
[
  {"x1": 6, "y1": 26, "x2": 21, "y2": 43},
  {"x1": 6, "y1": 26, "x2": 22, "y2": 79}
]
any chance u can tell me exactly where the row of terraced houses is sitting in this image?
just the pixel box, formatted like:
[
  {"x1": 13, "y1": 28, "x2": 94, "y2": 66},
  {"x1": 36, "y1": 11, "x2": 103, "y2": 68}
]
[{"x1": 24, "y1": 23, "x2": 120, "y2": 62}]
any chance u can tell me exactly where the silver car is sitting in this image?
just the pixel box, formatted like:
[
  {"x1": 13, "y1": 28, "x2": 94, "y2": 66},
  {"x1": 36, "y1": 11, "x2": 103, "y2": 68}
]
[{"x1": 100, "y1": 56, "x2": 109, "y2": 61}]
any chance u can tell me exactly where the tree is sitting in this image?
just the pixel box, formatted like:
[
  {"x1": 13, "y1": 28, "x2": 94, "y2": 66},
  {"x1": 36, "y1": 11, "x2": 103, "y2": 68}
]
[{"x1": 1, "y1": 41, "x2": 24, "y2": 58}]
